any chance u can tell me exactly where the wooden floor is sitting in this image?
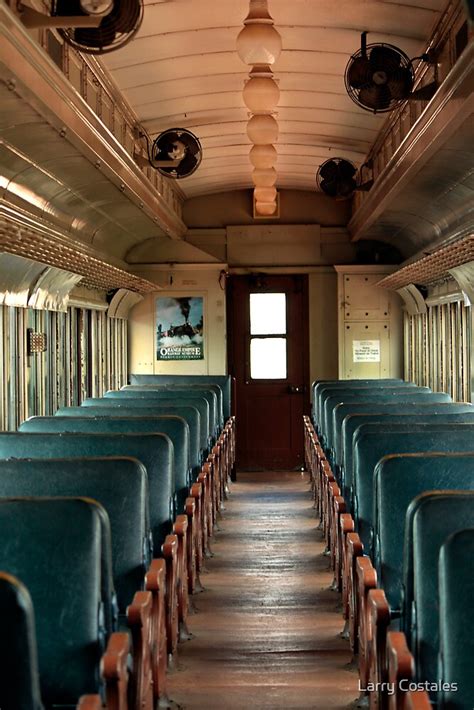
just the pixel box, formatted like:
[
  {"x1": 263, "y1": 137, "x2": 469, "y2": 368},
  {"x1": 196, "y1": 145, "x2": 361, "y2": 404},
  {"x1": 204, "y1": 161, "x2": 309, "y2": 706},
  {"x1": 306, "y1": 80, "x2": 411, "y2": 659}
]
[{"x1": 168, "y1": 471, "x2": 358, "y2": 709}]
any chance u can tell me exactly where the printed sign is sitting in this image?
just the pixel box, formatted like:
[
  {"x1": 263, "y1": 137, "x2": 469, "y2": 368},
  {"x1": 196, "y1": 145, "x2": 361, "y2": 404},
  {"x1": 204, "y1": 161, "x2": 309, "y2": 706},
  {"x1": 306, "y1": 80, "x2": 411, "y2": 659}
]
[
  {"x1": 156, "y1": 296, "x2": 204, "y2": 360},
  {"x1": 352, "y1": 339, "x2": 381, "y2": 363}
]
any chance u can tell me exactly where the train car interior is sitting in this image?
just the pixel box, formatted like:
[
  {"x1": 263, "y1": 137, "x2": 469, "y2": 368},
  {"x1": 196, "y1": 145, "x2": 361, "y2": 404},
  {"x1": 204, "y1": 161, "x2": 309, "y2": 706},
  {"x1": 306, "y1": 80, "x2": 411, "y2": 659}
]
[{"x1": 0, "y1": 0, "x2": 473, "y2": 707}]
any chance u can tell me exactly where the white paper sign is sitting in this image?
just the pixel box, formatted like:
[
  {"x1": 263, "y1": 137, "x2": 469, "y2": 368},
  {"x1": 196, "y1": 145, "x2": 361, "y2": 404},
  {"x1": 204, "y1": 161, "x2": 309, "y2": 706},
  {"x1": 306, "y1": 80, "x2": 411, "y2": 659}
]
[{"x1": 353, "y1": 339, "x2": 381, "y2": 363}]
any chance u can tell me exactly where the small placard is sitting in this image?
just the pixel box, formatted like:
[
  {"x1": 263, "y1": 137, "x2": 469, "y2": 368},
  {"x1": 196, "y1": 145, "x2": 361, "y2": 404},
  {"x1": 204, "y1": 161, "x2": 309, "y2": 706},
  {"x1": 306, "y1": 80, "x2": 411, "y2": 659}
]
[{"x1": 352, "y1": 339, "x2": 380, "y2": 363}]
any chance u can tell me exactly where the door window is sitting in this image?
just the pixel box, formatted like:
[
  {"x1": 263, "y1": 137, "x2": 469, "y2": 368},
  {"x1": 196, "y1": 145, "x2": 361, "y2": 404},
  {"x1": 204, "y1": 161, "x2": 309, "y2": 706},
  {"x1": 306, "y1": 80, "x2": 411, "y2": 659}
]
[{"x1": 249, "y1": 293, "x2": 287, "y2": 379}]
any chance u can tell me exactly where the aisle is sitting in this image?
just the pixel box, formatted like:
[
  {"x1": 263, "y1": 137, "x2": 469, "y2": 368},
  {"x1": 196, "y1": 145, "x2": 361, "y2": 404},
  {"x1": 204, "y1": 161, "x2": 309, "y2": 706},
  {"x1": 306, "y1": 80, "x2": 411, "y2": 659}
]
[{"x1": 168, "y1": 471, "x2": 358, "y2": 709}]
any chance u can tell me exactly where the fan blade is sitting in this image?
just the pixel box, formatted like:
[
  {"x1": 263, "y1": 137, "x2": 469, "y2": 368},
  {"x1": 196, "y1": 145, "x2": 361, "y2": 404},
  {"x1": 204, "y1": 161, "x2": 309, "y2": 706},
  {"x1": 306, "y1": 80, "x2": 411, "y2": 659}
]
[
  {"x1": 338, "y1": 178, "x2": 356, "y2": 197},
  {"x1": 112, "y1": 0, "x2": 141, "y2": 33},
  {"x1": 347, "y1": 56, "x2": 372, "y2": 89},
  {"x1": 55, "y1": 0, "x2": 85, "y2": 15},
  {"x1": 319, "y1": 161, "x2": 340, "y2": 181},
  {"x1": 320, "y1": 178, "x2": 339, "y2": 197},
  {"x1": 74, "y1": 21, "x2": 116, "y2": 47},
  {"x1": 359, "y1": 84, "x2": 392, "y2": 111},
  {"x1": 369, "y1": 45, "x2": 403, "y2": 72},
  {"x1": 338, "y1": 160, "x2": 356, "y2": 180},
  {"x1": 387, "y1": 68, "x2": 413, "y2": 100}
]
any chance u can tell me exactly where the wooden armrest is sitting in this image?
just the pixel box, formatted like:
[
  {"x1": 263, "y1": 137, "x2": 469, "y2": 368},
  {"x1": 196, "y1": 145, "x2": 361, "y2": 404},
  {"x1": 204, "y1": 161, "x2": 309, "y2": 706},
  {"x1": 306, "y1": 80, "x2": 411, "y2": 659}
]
[
  {"x1": 356, "y1": 556, "x2": 378, "y2": 688},
  {"x1": 101, "y1": 631, "x2": 130, "y2": 710},
  {"x1": 173, "y1": 514, "x2": 190, "y2": 634},
  {"x1": 367, "y1": 588, "x2": 391, "y2": 700},
  {"x1": 386, "y1": 631, "x2": 415, "y2": 685},
  {"x1": 145, "y1": 559, "x2": 167, "y2": 701},
  {"x1": 127, "y1": 590, "x2": 154, "y2": 710},
  {"x1": 404, "y1": 689, "x2": 432, "y2": 710},
  {"x1": 162, "y1": 534, "x2": 179, "y2": 656},
  {"x1": 76, "y1": 696, "x2": 102, "y2": 710}
]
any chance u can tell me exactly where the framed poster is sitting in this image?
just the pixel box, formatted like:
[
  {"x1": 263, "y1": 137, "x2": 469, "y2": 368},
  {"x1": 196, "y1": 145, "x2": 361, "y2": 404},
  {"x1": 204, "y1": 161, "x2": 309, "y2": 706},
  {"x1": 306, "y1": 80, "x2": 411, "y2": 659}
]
[{"x1": 156, "y1": 296, "x2": 204, "y2": 360}]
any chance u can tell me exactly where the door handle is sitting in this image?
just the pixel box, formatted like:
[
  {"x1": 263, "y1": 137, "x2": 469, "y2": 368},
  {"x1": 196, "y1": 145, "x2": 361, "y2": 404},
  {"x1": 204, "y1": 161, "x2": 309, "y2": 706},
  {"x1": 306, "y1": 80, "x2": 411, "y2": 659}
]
[{"x1": 288, "y1": 385, "x2": 303, "y2": 394}]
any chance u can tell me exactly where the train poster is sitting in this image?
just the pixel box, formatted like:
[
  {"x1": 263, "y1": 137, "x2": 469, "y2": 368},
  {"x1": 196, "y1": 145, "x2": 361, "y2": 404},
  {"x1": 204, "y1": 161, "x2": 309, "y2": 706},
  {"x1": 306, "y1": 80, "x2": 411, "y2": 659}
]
[{"x1": 156, "y1": 296, "x2": 204, "y2": 360}]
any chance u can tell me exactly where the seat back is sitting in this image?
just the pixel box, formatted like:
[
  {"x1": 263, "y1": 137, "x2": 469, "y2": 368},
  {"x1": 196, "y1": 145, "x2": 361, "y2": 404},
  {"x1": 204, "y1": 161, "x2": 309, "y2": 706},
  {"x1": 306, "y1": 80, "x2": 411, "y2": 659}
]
[
  {"x1": 0, "y1": 431, "x2": 173, "y2": 551},
  {"x1": 339, "y1": 406, "x2": 474, "y2": 500},
  {"x1": 112, "y1": 388, "x2": 218, "y2": 443},
  {"x1": 315, "y1": 380, "x2": 416, "y2": 435},
  {"x1": 0, "y1": 457, "x2": 150, "y2": 614},
  {"x1": 123, "y1": 384, "x2": 224, "y2": 430},
  {"x1": 21, "y1": 414, "x2": 190, "y2": 512},
  {"x1": 402, "y1": 489, "x2": 474, "y2": 691},
  {"x1": 88, "y1": 395, "x2": 209, "y2": 456},
  {"x1": 352, "y1": 423, "x2": 474, "y2": 551},
  {"x1": 0, "y1": 572, "x2": 43, "y2": 710},
  {"x1": 312, "y1": 379, "x2": 407, "y2": 429},
  {"x1": 373, "y1": 452, "x2": 474, "y2": 612},
  {"x1": 0, "y1": 498, "x2": 107, "y2": 705},
  {"x1": 56, "y1": 404, "x2": 201, "y2": 478},
  {"x1": 130, "y1": 374, "x2": 233, "y2": 421},
  {"x1": 323, "y1": 389, "x2": 448, "y2": 455},
  {"x1": 438, "y1": 528, "x2": 474, "y2": 709}
]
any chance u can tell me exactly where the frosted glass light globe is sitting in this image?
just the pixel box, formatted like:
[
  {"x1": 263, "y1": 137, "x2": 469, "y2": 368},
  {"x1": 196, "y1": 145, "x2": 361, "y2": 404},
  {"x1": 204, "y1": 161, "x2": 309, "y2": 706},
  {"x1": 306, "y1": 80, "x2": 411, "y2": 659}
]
[
  {"x1": 243, "y1": 74, "x2": 279, "y2": 114},
  {"x1": 249, "y1": 144, "x2": 277, "y2": 169},
  {"x1": 254, "y1": 186, "x2": 277, "y2": 202},
  {"x1": 247, "y1": 114, "x2": 279, "y2": 145},
  {"x1": 252, "y1": 167, "x2": 277, "y2": 187},
  {"x1": 237, "y1": 23, "x2": 282, "y2": 66},
  {"x1": 255, "y1": 200, "x2": 277, "y2": 216}
]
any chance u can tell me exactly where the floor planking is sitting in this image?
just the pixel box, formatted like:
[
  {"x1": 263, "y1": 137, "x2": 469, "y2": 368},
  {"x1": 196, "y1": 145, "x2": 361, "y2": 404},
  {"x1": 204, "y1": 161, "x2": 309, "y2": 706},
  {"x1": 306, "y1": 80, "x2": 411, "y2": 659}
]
[{"x1": 168, "y1": 471, "x2": 358, "y2": 709}]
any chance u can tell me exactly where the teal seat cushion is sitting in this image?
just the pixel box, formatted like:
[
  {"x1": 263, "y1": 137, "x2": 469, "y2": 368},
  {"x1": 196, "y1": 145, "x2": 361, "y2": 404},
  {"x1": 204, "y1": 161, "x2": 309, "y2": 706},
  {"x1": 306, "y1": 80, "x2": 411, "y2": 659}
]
[
  {"x1": 21, "y1": 415, "x2": 190, "y2": 512},
  {"x1": 0, "y1": 572, "x2": 43, "y2": 710},
  {"x1": 438, "y1": 528, "x2": 474, "y2": 709},
  {"x1": 0, "y1": 456, "x2": 149, "y2": 614},
  {"x1": 352, "y1": 423, "x2": 474, "y2": 551},
  {"x1": 402, "y1": 488, "x2": 474, "y2": 691},
  {"x1": 0, "y1": 498, "x2": 106, "y2": 705},
  {"x1": 56, "y1": 404, "x2": 201, "y2": 478},
  {"x1": 373, "y1": 453, "x2": 474, "y2": 612},
  {"x1": 0, "y1": 431, "x2": 174, "y2": 552},
  {"x1": 130, "y1": 374, "x2": 233, "y2": 421}
]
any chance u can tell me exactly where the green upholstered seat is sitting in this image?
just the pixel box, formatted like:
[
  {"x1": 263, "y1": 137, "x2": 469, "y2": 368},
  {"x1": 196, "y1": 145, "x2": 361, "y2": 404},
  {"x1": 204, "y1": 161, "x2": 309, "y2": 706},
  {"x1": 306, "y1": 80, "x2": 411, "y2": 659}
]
[
  {"x1": 401, "y1": 488, "x2": 474, "y2": 693},
  {"x1": 0, "y1": 456, "x2": 150, "y2": 615},
  {"x1": 0, "y1": 431, "x2": 173, "y2": 553},
  {"x1": 130, "y1": 374, "x2": 233, "y2": 422},
  {"x1": 438, "y1": 528, "x2": 474, "y2": 709},
  {"x1": 373, "y1": 453, "x2": 474, "y2": 613},
  {"x1": 0, "y1": 498, "x2": 108, "y2": 706},
  {"x1": 124, "y1": 383, "x2": 224, "y2": 431},
  {"x1": 312, "y1": 379, "x2": 406, "y2": 430},
  {"x1": 0, "y1": 572, "x2": 43, "y2": 710},
  {"x1": 112, "y1": 388, "x2": 218, "y2": 445},
  {"x1": 56, "y1": 404, "x2": 201, "y2": 480},
  {"x1": 352, "y1": 423, "x2": 474, "y2": 551},
  {"x1": 85, "y1": 395, "x2": 209, "y2": 460},
  {"x1": 323, "y1": 388, "x2": 447, "y2": 458},
  {"x1": 21, "y1": 414, "x2": 190, "y2": 512},
  {"x1": 338, "y1": 406, "x2": 474, "y2": 501}
]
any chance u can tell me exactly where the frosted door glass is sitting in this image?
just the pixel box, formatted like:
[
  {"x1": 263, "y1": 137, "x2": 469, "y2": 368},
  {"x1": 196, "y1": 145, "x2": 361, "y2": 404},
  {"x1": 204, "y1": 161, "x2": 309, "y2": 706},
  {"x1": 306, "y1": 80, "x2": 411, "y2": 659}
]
[
  {"x1": 250, "y1": 338, "x2": 287, "y2": 379},
  {"x1": 250, "y1": 293, "x2": 286, "y2": 334}
]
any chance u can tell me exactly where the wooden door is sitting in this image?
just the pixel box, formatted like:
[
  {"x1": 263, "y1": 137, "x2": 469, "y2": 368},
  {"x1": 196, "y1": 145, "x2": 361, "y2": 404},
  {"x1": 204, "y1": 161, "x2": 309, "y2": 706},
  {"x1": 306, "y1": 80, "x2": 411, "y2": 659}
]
[{"x1": 227, "y1": 274, "x2": 310, "y2": 470}]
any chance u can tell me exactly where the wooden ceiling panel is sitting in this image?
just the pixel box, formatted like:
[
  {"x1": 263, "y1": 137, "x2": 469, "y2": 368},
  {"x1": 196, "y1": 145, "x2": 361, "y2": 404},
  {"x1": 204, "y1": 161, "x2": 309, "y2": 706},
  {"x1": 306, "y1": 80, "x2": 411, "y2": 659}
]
[{"x1": 103, "y1": 0, "x2": 446, "y2": 198}]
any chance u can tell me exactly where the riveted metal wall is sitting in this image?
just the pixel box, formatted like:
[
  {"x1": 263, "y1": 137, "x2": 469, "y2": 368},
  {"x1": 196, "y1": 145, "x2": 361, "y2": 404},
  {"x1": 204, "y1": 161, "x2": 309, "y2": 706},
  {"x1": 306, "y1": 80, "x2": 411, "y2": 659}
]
[
  {"x1": 404, "y1": 301, "x2": 472, "y2": 402},
  {"x1": 0, "y1": 304, "x2": 128, "y2": 430}
]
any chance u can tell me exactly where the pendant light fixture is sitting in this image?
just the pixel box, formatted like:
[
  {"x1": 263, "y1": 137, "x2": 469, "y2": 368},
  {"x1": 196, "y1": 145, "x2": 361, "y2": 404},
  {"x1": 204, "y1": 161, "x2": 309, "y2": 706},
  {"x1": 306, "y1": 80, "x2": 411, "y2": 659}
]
[{"x1": 237, "y1": 0, "x2": 281, "y2": 216}]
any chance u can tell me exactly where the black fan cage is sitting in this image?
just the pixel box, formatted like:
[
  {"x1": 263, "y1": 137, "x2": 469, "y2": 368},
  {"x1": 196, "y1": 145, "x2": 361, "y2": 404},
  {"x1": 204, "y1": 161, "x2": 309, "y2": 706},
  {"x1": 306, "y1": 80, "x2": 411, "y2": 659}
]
[
  {"x1": 151, "y1": 129, "x2": 203, "y2": 179},
  {"x1": 344, "y1": 41, "x2": 415, "y2": 114},
  {"x1": 55, "y1": 0, "x2": 144, "y2": 55},
  {"x1": 316, "y1": 158, "x2": 357, "y2": 199}
]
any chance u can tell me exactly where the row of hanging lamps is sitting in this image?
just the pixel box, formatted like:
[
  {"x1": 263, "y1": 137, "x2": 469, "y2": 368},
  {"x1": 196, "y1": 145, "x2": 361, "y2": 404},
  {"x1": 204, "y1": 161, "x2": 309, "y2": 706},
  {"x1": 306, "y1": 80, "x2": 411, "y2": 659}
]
[{"x1": 237, "y1": 0, "x2": 281, "y2": 216}]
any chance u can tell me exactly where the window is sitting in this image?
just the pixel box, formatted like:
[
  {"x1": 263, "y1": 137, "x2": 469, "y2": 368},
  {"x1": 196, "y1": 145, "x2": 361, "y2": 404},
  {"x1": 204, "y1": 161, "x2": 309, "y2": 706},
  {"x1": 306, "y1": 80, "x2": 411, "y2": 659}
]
[{"x1": 249, "y1": 293, "x2": 287, "y2": 379}]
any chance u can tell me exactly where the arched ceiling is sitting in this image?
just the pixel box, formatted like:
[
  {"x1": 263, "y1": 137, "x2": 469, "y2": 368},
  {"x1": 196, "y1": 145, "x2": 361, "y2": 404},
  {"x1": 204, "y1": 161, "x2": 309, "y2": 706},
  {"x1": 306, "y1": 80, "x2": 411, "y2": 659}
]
[{"x1": 103, "y1": 0, "x2": 446, "y2": 199}]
